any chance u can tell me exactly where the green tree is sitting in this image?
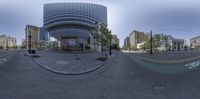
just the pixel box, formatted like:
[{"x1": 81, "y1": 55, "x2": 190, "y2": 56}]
[
  {"x1": 112, "y1": 44, "x2": 120, "y2": 50},
  {"x1": 153, "y1": 34, "x2": 161, "y2": 49},
  {"x1": 140, "y1": 37, "x2": 150, "y2": 50},
  {"x1": 130, "y1": 45, "x2": 137, "y2": 51},
  {"x1": 91, "y1": 24, "x2": 112, "y2": 58}
]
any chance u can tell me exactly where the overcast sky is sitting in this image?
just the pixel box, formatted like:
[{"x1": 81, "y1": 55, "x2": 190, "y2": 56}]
[{"x1": 0, "y1": 0, "x2": 200, "y2": 46}]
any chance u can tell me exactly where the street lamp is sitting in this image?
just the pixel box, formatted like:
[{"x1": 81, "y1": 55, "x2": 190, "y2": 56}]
[
  {"x1": 109, "y1": 37, "x2": 112, "y2": 55},
  {"x1": 6, "y1": 37, "x2": 8, "y2": 51},
  {"x1": 150, "y1": 30, "x2": 153, "y2": 55},
  {"x1": 28, "y1": 31, "x2": 32, "y2": 53}
]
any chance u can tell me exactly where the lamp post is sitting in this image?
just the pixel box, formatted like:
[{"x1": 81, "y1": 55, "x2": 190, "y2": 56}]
[
  {"x1": 150, "y1": 30, "x2": 153, "y2": 55},
  {"x1": 28, "y1": 31, "x2": 32, "y2": 53},
  {"x1": 109, "y1": 37, "x2": 112, "y2": 55},
  {"x1": 6, "y1": 37, "x2": 8, "y2": 51}
]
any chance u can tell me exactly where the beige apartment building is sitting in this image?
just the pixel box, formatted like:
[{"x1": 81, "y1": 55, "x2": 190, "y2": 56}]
[
  {"x1": 190, "y1": 35, "x2": 200, "y2": 50},
  {"x1": 129, "y1": 30, "x2": 149, "y2": 49},
  {"x1": 0, "y1": 35, "x2": 17, "y2": 49},
  {"x1": 25, "y1": 25, "x2": 40, "y2": 49},
  {"x1": 112, "y1": 35, "x2": 120, "y2": 45}
]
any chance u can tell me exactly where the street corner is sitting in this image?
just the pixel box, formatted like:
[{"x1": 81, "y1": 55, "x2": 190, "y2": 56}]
[{"x1": 31, "y1": 51, "x2": 119, "y2": 75}]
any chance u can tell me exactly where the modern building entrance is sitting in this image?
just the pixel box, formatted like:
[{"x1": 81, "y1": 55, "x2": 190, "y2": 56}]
[{"x1": 61, "y1": 37, "x2": 84, "y2": 51}]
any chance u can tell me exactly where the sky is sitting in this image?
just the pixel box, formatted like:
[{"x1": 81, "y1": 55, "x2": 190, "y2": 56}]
[{"x1": 0, "y1": 0, "x2": 200, "y2": 46}]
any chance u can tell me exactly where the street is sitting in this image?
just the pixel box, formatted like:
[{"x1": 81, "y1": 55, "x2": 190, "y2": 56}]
[{"x1": 0, "y1": 51, "x2": 200, "y2": 99}]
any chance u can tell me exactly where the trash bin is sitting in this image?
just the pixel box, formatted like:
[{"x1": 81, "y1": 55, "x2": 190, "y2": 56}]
[
  {"x1": 28, "y1": 50, "x2": 32, "y2": 54},
  {"x1": 32, "y1": 50, "x2": 36, "y2": 54}
]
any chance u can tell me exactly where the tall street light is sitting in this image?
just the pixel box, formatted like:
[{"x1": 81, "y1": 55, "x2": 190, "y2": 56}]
[
  {"x1": 6, "y1": 37, "x2": 8, "y2": 51},
  {"x1": 28, "y1": 31, "x2": 32, "y2": 53},
  {"x1": 150, "y1": 30, "x2": 153, "y2": 55},
  {"x1": 109, "y1": 37, "x2": 112, "y2": 55}
]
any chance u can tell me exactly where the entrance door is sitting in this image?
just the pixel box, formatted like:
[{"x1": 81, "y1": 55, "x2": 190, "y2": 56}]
[{"x1": 61, "y1": 37, "x2": 78, "y2": 51}]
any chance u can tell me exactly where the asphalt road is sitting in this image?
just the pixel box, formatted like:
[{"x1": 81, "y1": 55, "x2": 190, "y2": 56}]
[
  {"x1": 0, "y1": 51, "x2": 200, "y2": 99},
  {"x1": 125, "y1": 53, "x2": 200, "y2": 74}
]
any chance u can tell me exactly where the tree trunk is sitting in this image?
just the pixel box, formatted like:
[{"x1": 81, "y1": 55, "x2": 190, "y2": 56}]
[{"x1": 101, "y1": 44, "x2": 104, "y2": 58}]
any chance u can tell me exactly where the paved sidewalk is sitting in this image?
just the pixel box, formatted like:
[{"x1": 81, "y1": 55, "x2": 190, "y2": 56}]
[
  {"x1": 0, "y1": 50, "x2": 10, "y2": 58},
  {"x1": 124, "y1": 50, "x2": 200, "y2": 64},
  {"x1": 32, "y1": 51, "x2": 118, "y2": 75}
]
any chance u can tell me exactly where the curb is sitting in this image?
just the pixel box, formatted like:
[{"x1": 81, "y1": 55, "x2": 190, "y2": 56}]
[
  {"x1": 0, "y1": 52, "x2": 10, "y2": 58},
  {"x1": 31, "y1": 52, "x2": 119, "y2": 75},
  {"x1": 132, "y1": 54, "x2": 200, "y2": 64}
]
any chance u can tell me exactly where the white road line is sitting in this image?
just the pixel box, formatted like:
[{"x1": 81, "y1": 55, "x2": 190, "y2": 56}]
[
  {"x1": 185, "y1": 61, "x2": 200, "y2": 69},
  {"x1": 0, "y1": 58, "x2": 7, "y2": 64}
]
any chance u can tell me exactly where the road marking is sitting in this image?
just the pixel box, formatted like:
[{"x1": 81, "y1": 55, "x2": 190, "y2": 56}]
[
  {"x1": 0, "y1": 58, "x2": 7, "y2": 64},
  {"x1": 153, "y1": 85, "x2": 166, "y2": 90},
  {"x1": 185, "y1": 61, "x2": 200, "y2": 69}
]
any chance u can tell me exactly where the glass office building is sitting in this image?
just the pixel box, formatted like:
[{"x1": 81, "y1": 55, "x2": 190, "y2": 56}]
[
  {"x1": 39, "y1": 27, "x2": 49, "y2": 42},
  {"x1": 43, "y1": 3, "x2": 107, "y2": 51}
]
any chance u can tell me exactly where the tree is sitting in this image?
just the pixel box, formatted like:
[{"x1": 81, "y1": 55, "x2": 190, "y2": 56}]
[
  {"x1": 153, "y1": 34, "x2": 161, "y2": 49},
  {"x1": 100, "y1": 26, "x2": 112, "y2": 57},
  {"x1": 112, "y1": 44, "x2": 120, "y2": 50},
  {"x1": 130, "y1": 45, "x2": 137, "y2": 51},
  {"x1": 140, "y1": 37, "x2": 150, "y2": 50},
  {"x1": 91, "y1": 24, "x2": 112, "y2": 58}
]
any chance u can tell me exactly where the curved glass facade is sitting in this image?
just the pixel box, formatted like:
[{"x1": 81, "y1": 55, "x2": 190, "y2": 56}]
[
  {"x1": 43, "y1": 3, "x2": 107, "y2": 51},
  {"x1": 44, "y1": 3, "x2": 107, "y2": 29}
]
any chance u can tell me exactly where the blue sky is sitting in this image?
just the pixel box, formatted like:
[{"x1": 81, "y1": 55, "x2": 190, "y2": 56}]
[{"x1": 0, "y1": 0, "x2": 200, "y2": 46}]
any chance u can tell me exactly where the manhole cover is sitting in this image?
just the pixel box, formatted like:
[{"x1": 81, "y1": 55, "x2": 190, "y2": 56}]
[
  {"x1": 153, "y1": 85, "x2": 166, "y2": 90},
  {"x1": 75, "y1": 57, "x2": 80, "y2": 60}
]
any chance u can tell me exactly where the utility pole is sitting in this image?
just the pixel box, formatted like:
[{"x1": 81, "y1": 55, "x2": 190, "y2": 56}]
[
  {"x1": 150, "y1": 30, "x2": 153, "y2": 55},
  {"x1": 109, "y1": 37, "x2": 112, "y2": 55},
  {"x1": 6, "y1": 37, "x2": 8, "y2": 51},
  {"x1": 28, "y1": 31, "x2": 32, "y2": 53}
]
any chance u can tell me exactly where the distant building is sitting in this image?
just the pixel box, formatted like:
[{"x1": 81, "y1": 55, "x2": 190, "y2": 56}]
[
  {"x1": 21, "y1": 38, "x2": 26, "y2": 47},
  {"x1": 8, "y1": 37, "x2": 17, "y2": 48},
  {"x1": 39, "y1": 27, "x2": 49, "y2": 49},
  {"x1": 169, "y1": 38, "x2": 185, "y2": 51},
  {"x1": 39, "y1": 27, "x2": 49, "y2": 42},
  {"x1": 25, "y1": 25, "x2": 40, "y2": 49},
  {"x1": 0, "y1": 35, "x2": 8, "y2": 49},
  {"x1": 123, "y1": 37, "x2": 130, "y2": 49},
  {"x1": 129, "y1": 30, "x2": 148, "y2": 49},
  {"x1": 112, "y1": 35, "x2": 119, "y2": 45},
  {"x1": 0, "y1": 35, "x2": 17, "y2": 49},
  {"x1": 190, "y1": 36, "x2": 200, "y2": 50}
]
